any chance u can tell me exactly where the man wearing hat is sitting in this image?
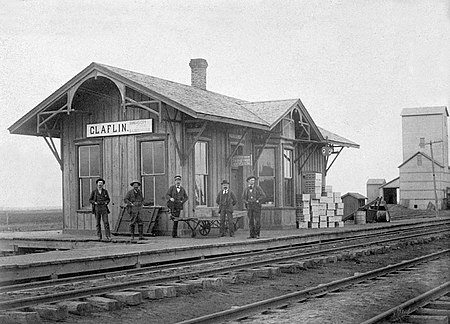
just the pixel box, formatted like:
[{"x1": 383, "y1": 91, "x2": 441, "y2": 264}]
[
  {"x1": 124, "y1": 180, "x2": 145, "y2": 241},
  {"x1": 89, "y1": 178, "x2": 112, "y2": 242},
  {"x1": 242, "y1": 176, "x2": 266, "y2": 239},
  {"x1": 216, "y1": 180, "x2": 238, "y2": 237},
  {"x1": 166, "y1": 175, "x2": 188, "y2": 238}
]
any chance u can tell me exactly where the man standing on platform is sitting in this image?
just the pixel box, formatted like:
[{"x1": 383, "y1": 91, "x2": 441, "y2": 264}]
[
  {"x1": 166, "y1": 175, "x2": 188, "y2": 238},
  {"x1": 242, "y1": 176, "x2": 266, "y2": 239},
  {"x1": 89, "y1": 178, "x2": 112, "y2": 242},
  {"x1": 216, "y1": 180, "x2": 237, "y2": 237},
  {"x1": 124, "y1": 180, "x2": 146, "y2": 241}
]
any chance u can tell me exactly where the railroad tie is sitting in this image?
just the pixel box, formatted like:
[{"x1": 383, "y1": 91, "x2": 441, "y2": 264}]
[
  {"x1": 104, "y1": 291, "x2": 143, "y2": 306},
  {"x1": 0, "y1": 311, "x2": 42, "y2": 324}
]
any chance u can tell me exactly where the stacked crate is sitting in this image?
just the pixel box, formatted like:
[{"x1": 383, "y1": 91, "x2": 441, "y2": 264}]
[
  {"x1": 303, "y1": 173, "x2": 322, "y2": 199},
  {"x1": 297, "y1": 173, "x2": 344, "y2": 229}
]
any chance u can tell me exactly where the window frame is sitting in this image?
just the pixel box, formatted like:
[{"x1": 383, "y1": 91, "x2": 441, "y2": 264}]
[
  {"x1": 75, "y1": 139, "x2": 103, "y2": 210},
  {"x1": 194, "y1": 140, "x2": 210, "y2": 206},
  {"x1": 137, "y1": 134, "x2": 167, "y2": 207},
  {"x1": 283, "y1": 147, "x2": 294, "y2": 207},
  {"x1": 256, "y1": 146, "x2": 276, "y2": 206}
]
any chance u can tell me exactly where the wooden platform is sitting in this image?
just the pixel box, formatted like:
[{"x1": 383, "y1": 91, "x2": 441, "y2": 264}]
[{"x1": 0, "y1": 216, "x2": 448, "y2": 284}]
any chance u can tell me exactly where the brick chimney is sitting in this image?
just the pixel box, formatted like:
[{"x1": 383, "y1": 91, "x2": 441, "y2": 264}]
[{"x1": 189, "y1": 58, "x2": 208, "y2": 90}]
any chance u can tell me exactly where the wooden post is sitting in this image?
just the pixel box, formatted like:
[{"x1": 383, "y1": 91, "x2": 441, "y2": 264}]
[{"x1": 429, "y1": 141, "x2": 439, "y2": 217}]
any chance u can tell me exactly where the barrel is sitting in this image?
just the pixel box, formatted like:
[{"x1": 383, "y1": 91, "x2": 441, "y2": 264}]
[{"x1": 355, "y1": 210, "x2": 366, "y2": 224}]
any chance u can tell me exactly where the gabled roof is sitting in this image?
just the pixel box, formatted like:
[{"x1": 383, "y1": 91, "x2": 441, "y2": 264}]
[
  {"x1": 379, "y1": 177, "x2": 400, "y2": 189},
  {"x1": 98, "y1": 64, "x2": 269, "y2": 127},
  {"x1": 367, "y1": 179, "x2": 386, "y2": 185},
  {"x1": 240, "y1": 99, "x2": 299, "y2": 127},
  {"x1": 401, "y1": 106, "x2": 448, "y2": 117},
  {"x1": 8, "y1": 62, "x2": 359, "y2": 150},
  {"x1": 341, "y1": 192, "x2": 367, "y2": 200},
  {"x1": 398, "y1": 151, "x2": 444, "y2": 168},
  {"x1": 241, "y1": 98, "x2": 323, "y2": 142}
]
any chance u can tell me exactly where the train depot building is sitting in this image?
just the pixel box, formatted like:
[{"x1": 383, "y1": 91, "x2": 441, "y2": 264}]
[{"x1": 8, "y1": 59, "x2": 359, "y2": 236}]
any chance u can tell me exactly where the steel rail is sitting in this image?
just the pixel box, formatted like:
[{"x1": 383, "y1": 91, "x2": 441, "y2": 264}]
[
  {"x1": 176, "y1": 250, "x2": 450, "y2": 324},
  {"x1": 360, "y1": 281, "x2": 450, "y2": 324},
  {"x1": 2, "y1": 222, "x2": 448, "y2": 293},
  {"x1": 0, "y1": 228, "x2": 448, "y2": 311},
  {"x1": 2, "y1": 226, "x2": 447, "y2": 296}
]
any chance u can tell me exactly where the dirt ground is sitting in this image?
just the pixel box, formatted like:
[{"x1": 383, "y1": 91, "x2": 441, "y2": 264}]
[{"x1": 46, "y1": 235, "x2": 449, "y2": 324}]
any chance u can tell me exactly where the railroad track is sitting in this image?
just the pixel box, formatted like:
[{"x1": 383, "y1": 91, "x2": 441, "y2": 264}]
[
  {"x1": 178, "y1": 250, "x2": 450, "y2": 324},
  {"x1": 2, "y1": 220, "x2": 449, "y2": 291},
  {"x1": 0, "y1": 225, "x2": 448, "y2": 319},
  {"x1": 1, "y1": 224, "x2": 448, "y2": 297},
  {"x1": 361, "y1": 281, "x2": 450, "y2": 323}
]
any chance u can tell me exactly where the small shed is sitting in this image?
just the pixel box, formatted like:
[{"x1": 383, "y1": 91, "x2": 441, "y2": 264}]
[
  {"x1": 366, "y1": 179, "x2": 386, "y2": 202},
  {"x1": 341, "y1": 192, "x2": 367, "y2": 218}
]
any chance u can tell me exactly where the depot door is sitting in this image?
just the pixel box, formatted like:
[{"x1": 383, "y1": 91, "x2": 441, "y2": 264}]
[{"x1": 230, "y1": 145, "x2": 244, "y2": 210}]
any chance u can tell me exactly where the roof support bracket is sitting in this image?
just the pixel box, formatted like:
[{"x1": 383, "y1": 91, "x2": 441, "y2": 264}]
[
  {"x1": 184, "y1": 121, "x2": 208, "y2": 164},
  {"x1": 36, "y1": 99, "x2": 68, "y2": 134},
  {"x1": 163, "y1": 104, "x2": 184, "y2": 164},
  {"x1": 43, "y1": 131, "x2": 62, "y2": 171},
  {"x1": 252, "y1": 132, "x2": 272, "y2": 171},
  {"x1": 123, "y1": 97, "x2": 162, "y2": 122},
  {"x1": 226, "y1": 128, "x2": 249, "y2": 166},
  {"x1": 294, "y1": 143, "x2": 313, "y2": 164},
  {"x1": 325, "y1": 146, "x2": 343, "y2": 175}
]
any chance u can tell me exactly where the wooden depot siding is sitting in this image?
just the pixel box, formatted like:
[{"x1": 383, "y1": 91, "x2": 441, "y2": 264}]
[
  {"x1": 62, "y1": 77, "x2": 183, "y2": 232},
  {"x1": 9, "y1": 62, "x2": 360, "y2": 235}
]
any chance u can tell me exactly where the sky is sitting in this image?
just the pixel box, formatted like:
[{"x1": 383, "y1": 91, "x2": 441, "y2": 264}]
[{"x1": 0, "y1": 0, "x2": 449, "y2": 208}]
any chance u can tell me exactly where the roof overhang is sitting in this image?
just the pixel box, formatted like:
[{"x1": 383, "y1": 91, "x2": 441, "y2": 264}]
[{"x1": 8, "y1": 63, "x2": 270, "y2": 138}]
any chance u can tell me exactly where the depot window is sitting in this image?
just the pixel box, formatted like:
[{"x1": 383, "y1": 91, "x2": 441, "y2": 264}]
[
  {"x1": 140, "y1": 140, "x2": 166, "y2": 206},
  {"x1": 78, "y1": 144, "x2": 101, "y2": 209},
  {"x1": 258, "y1": 148, "x2": 275, "y2": 205},
  {"x1": 195, "y1": 141, "x2": 209, "y2": 206},
  {"x1": 283, "y1": 148, "x2": 294, "y2": 206}
]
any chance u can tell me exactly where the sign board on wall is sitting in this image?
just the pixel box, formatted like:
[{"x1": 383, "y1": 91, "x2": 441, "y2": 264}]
[
  {"x1": 231, "y1": 155, "x2": 252, "y2": 167},
  {"x1": 87, "y1": 119, "x2": 153, "y2": 138}
]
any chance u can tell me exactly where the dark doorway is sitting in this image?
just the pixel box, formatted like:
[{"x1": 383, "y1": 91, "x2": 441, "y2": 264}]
[
  {"x1": 231, "y1": 145, "x2": 244, "y2": 210},
  {"x1": 383, "y1": 188, "x2": 397, "y2": 204}
]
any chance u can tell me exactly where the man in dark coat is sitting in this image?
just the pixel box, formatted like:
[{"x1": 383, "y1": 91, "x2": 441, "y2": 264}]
[
  {"x1": 242, "y1": 176, "x2": 266, "y2": 239},
  {"x1": 216, "y1": 180, "x2": 237, "y2": 237},
  {"x1": 166, "y1": 175, "x2": 188, "y2": 238},
  {"x1": 89, "y1": 178, "x2": 111, "y2": 242},
  {"x1": 124, "y1": 180, "x2": 145, "y2": 241}
]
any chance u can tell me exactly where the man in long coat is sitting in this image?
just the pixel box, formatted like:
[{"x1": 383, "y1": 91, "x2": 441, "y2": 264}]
[
  {"x1": 89, "y1": 178, "x2": 111, "y2": 242},
  {"x1": 242, "y1": 176, "x2": 266, "y2": 239},
  {"x1": 124, "y1": 180, "x2": 145, "y2": 241},
  {"x1": 216, "y1": 180, "x2": 237, "y2": 237},
  {"x1": 166, "y1": 175, "x2": 188, "y2": 238}
]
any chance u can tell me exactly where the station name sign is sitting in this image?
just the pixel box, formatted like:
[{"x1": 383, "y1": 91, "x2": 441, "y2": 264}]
[
  {"x1": 87, "y1": 119, "x2": 153, "y2": 138},
  {"x1": 231, "y1": 155, "x2": 252, "y2": 167}
]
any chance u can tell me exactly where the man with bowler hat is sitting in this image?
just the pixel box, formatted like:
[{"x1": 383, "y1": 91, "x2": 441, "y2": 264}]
[
  {"x1": 242, "y1": 176, "x2": 266, "y2": 239},
  {"x1": 216, "y1": 180, "x2": 238, "y2": 237},
  {"x1": 124, "y1": 180, "x2": 146, "y2": 241},
  {"x1": 89, "y1": 178, "x2": 111, "y2": 242},
  {"x1": 166, "y1": 175, "x2": 188, "y2": 238}
]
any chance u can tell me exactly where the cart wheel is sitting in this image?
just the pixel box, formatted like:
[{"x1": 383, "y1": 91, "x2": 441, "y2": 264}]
[{"x1": 198, "y1": 221, "x2": 211, "y2": 236}]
